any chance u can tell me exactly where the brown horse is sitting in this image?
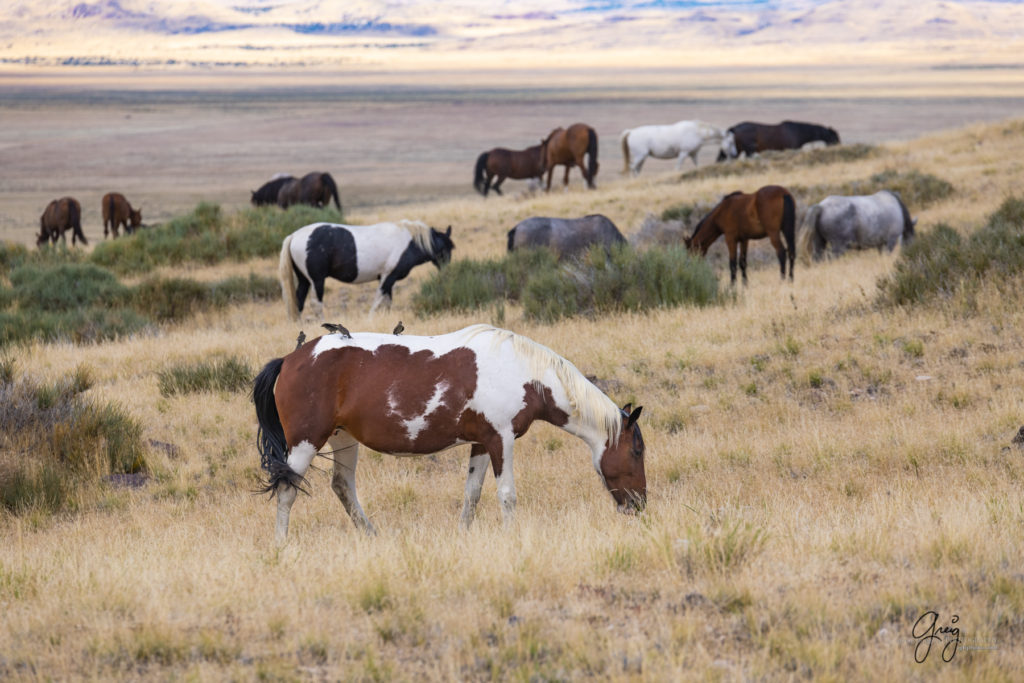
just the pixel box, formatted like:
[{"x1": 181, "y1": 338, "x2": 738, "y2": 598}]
[
  {"x1": 473, "y1": 140, "x2": 548, "y2": 197},
  {"x1": 684, "y1": 185, "x2": 796, "y2": 285},
  {"x1": 277, "y1": 171, "x2": 342, "y2": 211},
  {"x1": 38, "y1": 197, "x2": 87, "y2": 247},
  {"x1": 544, "y1": 123, "x2": 599, "y2": 190},
  {"x1": 102, "y1": 192, "x2": 142, "y2": 238}
]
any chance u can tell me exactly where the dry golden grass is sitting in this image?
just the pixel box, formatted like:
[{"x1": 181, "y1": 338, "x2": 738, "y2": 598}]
[{"x1": 2, "y1": 116, "x2": 1024, "y2": 680}]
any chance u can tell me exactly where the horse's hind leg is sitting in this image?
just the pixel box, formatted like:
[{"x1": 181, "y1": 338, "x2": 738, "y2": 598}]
[
  {"x1": 328, "y1": 432, "x2": 376, "y2": 535},
  {"x1": 460, "y1": 444, "x2": 491, "y2": 529},
  {"x1": 275, "y1": 439, "x2": 319, "y2": 545},
  {"x1": 739, "y1": 240, "x2": 750, "y2": 285},
  {"x1": 767, "y1": 232, "x2": 788, "y2": 281},
  {"x1": 492, "y1": 175, "x2": 505, "y2": 196}
]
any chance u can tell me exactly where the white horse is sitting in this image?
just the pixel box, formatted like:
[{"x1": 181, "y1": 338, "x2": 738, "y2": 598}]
[
  {"x1": 278, "y1": 220, "x2": 454, "y2": 319},
  {"x1": 620, "y1": 120, "x2": 726, "y2": 175}
]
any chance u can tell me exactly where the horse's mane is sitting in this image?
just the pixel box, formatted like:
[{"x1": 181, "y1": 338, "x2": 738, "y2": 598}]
[
  {"x1": 398, "y1": 220, "x2": 439, "y2": 255},
  {"x1": 462, "y1": 324, "x2": 622, "y2": 444}
]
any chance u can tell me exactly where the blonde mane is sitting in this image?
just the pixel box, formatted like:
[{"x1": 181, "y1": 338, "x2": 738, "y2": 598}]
[
  {"x1": 462, "y1": 324, "x2": 622, "y2": 444},
  {"x1": 398, "y1": 219, "x2": 437, "y2": 256}
]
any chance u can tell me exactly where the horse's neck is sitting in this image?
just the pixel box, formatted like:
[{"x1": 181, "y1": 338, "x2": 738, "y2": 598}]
[{"x1": 557, "y1": 417, "x2": 607, "y2": 474}]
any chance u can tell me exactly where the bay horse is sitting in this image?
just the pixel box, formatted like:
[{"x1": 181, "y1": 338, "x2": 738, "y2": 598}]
[
  {"x1": 799, "y1": 190, "x2": 915, "y2": 261},
  {"x1": 685, "y1": 185, "x2": 796, "y2": 285},
  {"x1": 102, "y1": 192, "x2": 142, "y2": 238},
  {"x1": 620, "y1": 120, "x2": 725, "y2": 174},
  {"x1": 251, "y1": 174, "x2": 296, "y2": 207},
  {"x1": 38, "y1": 197, "x2": 87, "y2": 247},
  {"x1": 544, "y1": 123, "x2": 599, "y2": 190},
  {"x1": 473, "y1": 139, "x2": 548, "y2": 197},
  {"x1": 717, "y1": 120, "x2": 840, "y2": 161},
  {"x1": 278, "y1": 219, "x2": 454, "y2": 318},
  {"x1": 253, "y1": 323, "x2": 646, "y2": 542},
  {"x1": 277, "y1": 172, "x2": 342, "y2": 211},
  {"x1": 507, "y1": 214, "x2": 625, "y2": 259}
]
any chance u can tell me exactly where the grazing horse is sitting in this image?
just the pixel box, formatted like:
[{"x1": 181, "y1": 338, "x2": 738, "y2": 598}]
[
  {"x1": 101, "y1": 192, "x2": 142, "y2": 238},
  {"x1": 253, "y1": 323, "x2": 646, "y2": 542},
  {"x1": 799, "y1": 190, "x2": 916, "y2": 260},
  {"x1": 278, "y1": 220, "x2": 454, "y2": 318},
  {"x1": 38, "y1": 197, "x2": 87, "y2": 247},
  {"x1": 544, "y1": 123, "x2": 599, "y2": 190},
  {"x1": 685, "y1": 185, "x2": 796, "y2": 285},
  {"x1": 473, "y1": 140, "x2": 548, "y2": 197},
  {"x1": 277, "y1": 172, "x2": 342, "y2": 211},
  {"x1": 717, "y1": 120, "x2": 840, "y2": 161},
  {"x1": 251, "y1": 175, "x2": 296, "y2": 207},
  {"x1": 620, "y1": 120, "x2": 725, "y2": 174},
  {"x1": 507, "y1": 214, "x2": 626, "y2": 259}
]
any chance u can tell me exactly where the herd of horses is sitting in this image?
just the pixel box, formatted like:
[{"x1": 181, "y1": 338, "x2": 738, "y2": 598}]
[{"x1": 27, "y1": 114, "x2": 917, "y2": 540}]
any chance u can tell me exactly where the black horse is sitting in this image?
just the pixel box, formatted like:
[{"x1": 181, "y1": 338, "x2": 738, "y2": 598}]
[
  {"x1": 251, "y1": 175, "x2": 296, "y2": 207},
  {"x1": 277, "y1": 172, "x2": 342, "y2": 211},
  {"x1": 717, "y1": 120, "x2": 840, "y2": 161}
]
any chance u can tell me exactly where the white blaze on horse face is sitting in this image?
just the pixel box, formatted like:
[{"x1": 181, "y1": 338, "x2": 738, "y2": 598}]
[{"x1": 388, "y1": 381, "x2": 449, "y2": 442}]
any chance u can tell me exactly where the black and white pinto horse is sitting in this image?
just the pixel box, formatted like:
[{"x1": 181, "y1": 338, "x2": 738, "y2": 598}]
[
  {"x1": 278, "y1": 220, "x2": 454, "y2": 318},
  {"x1": 507, "y1": 214, "x2": 626, "y2": 259},
  {"x1": 799, "y1": 190, "x2": 915, "y2": 260}
]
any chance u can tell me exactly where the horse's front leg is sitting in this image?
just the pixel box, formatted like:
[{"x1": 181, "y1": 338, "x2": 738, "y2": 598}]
[
  {"x1": 739, "y1": 240, "x2": 750, "y2": 285},
  {"x1": 461, "y1": 444, "x2": 491, "y2": 529},
  {"x1": 486, "y1": 433, "x2": 517, "y2": 525},
  {"x1": 726, "y1": 235, "x2": 739, "y2": 285},
  {"x1": 328, "y1": 432, "x2": 376, "y2": 535}
]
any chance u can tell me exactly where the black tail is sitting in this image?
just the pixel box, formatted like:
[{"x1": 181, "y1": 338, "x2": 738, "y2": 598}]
[
  {"x1": 322, "y1": 173, "x2": 342, "y2": 212},
  {"x1": 252, "y1": 358, "x2": 306, "y2": 495},
  {"x1": 70, "y1": 200, "x2": 86, "y2": 245},
  {"x1": 474, "y1": 152, "x2": 489, "y2": 195},
  {"x1": 507, "y1": 227, "x2": 516, "y2": 252},
  {"x1": 782, "y1": 192, "x2": 796, "y2": 277},
  {"x1": 586, "y1": 128, "x2": 598, "y2": 188}
]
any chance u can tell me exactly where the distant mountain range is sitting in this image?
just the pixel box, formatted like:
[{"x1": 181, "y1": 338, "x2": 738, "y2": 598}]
[{"x1": 2, "y1": 0, "x2": 1022, "y2": 70}]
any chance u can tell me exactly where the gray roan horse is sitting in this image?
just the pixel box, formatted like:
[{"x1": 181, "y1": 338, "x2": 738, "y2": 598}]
[
  {"x1": 507, "y1": 214, "x2": 625, "y2": 259},
  {"x1": 799, "y1": 190, "x2": 915, "y2": 260}
]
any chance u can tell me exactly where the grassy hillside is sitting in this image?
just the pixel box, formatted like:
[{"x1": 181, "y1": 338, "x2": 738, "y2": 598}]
[{"x1": 1, "y1": 117, "x2": 1023, "y2": 680}]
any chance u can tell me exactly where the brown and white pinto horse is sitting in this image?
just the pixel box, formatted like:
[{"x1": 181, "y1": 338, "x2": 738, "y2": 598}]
[
  {"x1": 685, "y1": 185, "x2": 796, "y2": 285},
  {"x1": 253, "y1": 324, "x2": 646, "y2": 543},
  {"x1": 544, "y1": 123, "x2": 599, "y2": 191}
]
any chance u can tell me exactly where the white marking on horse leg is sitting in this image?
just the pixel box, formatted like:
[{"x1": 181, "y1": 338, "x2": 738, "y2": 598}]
[
  {"x1": 329, "y1": 435, "x2": 376, "y2": 535},
  {"x1": 275, "y1": 484, "x2": 297, "y2": 546},
  {"x1": 460, "y1": 450, "x2": 490, "y2": 529},
  {"x1": 493, "y1": 434, "x2": 517, "y2": 525},
  {"x1": 286, "y1": 440, "x2": 318, "y2": 478}
]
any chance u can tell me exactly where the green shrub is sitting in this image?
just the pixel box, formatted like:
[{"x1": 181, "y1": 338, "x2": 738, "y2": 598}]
[
  {"x1": 0, "y1": 367, "x2": 145, "y2": 514},
  {"x1": 415, "y1": 244, "x2": 719, "y2": 322},
  {"x1": 157, "y1": 356, "x2": 254, "y2": 397},
  {"x1": 9, "y1": 263, "x2": 129, "y2": 311},
  {"x1": 877, "y1": 196, "x2": 1024, "y2": 309},
  {"x1": 89, "y1": 203, "x2": 343, "y2": 275}
]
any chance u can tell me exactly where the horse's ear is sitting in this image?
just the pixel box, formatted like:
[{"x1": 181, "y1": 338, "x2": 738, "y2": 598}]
[
  {"x1": 621, "y1": 402, "x2": 632, "y2": 413},
  {"x1": 445, "y1": 225, "x2": 452, "y2": 237},
  {"x1": 627, "y1": 406, "x2": 643, "y2": 428}
]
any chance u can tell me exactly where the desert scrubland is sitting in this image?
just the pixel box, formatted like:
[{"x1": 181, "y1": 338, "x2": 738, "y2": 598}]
[{"x1": 1, "y1": 63, "x2": 1024, "y2": 679}]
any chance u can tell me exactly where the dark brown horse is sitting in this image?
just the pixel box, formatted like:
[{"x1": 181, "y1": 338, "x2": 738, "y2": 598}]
[
  {"x1": 717, "y1": 120, "x2": 840, "y2": 161},
  {"x1": 277, "y1": 172, "x2": 342, "y2": 211},
  {"x1": 473, "y1": 140, "x2": 548, "y2": 197},
  {"x1": 251, "y1": 175, "x2": 295, "y2": 207},
  {"x1": 102, "y1": 192, "x2": 142, "y2": 238},
  {"x1": 685, "y1": 185, "x2": 796, "y2": 285},
  {"x1": 38, "y1": 197, "x2": 87, "y2": 247},
  {"x1": 544, "y1": 123, "x2": 599, "y2": 190}
]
